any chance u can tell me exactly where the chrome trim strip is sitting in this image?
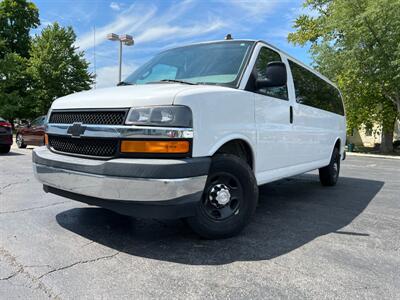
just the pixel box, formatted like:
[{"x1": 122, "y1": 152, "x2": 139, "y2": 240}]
[
  {"x1": 46, "y1": 124, "x2": 194, "y2": 139},
  {"x1": 33, "y1": 163, "x2": 207, "y2": 202}
]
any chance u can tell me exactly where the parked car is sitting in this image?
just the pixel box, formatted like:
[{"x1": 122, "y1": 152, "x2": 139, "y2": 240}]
[
  {"x1": 0, "y1": 117, "x2": 12, "y2": 154},
  {"x1": 16, "y1": 115, "x2": 46, "y2": 148},
  {"x1": 33, "y1": 39, "x2": 346, "y2": 239}
]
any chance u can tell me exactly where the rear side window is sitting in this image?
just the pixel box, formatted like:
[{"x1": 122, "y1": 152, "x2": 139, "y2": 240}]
[
  {"x1": 289, "y1": 60, "x2": 344, "y2": 115},
  {"x1": 253, "y1": 47, "x2": 288, "y2": 100}
]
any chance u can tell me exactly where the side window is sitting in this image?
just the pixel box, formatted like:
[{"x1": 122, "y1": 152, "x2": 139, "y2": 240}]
[
  {"x1": 253, "y1": 47, "x2": 288, "y2": 100},
  {"x1": 136, "y1": 64, "x2": 178, "y2": 84},
  {"x1": 289, "y1": 60, "x2": 344, "y2": 115}
]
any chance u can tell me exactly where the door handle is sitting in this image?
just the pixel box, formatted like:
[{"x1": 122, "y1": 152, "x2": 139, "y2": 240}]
[{"x1": 290, "y1": 106, "x2": 293, "y2": 124}]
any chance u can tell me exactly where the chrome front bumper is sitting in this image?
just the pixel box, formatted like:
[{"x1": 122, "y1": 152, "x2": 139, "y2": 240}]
[{"x1": 33, "y1": 147, "x2": 209, "y2": 202}]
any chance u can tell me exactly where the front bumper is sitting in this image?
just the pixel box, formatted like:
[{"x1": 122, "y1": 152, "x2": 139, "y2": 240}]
[{"x1": 33, "y1": 147, "x2": 210, "y2": 218}]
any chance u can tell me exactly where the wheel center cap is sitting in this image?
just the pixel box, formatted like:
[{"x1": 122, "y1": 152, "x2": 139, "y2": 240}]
[
  {"x1": 209, "y1": 184, "x2": 231, "y2": 207},
  {"x1": 216, "y1": 189, "x2": 231, "y2": 205}
]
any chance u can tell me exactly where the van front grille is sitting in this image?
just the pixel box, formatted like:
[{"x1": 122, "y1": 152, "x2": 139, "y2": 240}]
[
  {"x1": 49, "y1": 135, "x2": 118, "y2": 157},
  {"x1": 49, "y1": 110, "x2": 127, "y2": 125}
]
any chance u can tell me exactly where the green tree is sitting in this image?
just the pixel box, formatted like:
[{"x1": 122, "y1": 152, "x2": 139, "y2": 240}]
[
  {"x1": 288, "y1": 0, "x2": 400, "y2": 153},
  {"x1": 0, "y1": 53, "x2": 32, "y2": 121},
  {"x1": 28, "y1": 23, "x2": 93, "y2": 115},
  {"x1": 0, "y1": 0, "x2": 39, "y2": 58},
  {"x1": 0, "y1": 0, "x2": 39, "y2": 123}
]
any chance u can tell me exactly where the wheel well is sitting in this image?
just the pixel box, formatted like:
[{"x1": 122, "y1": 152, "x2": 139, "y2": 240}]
[
  {"x1": 214, "y1": 139, "x2": 254, "y2": 169},
  {"x1": 334, "y1": 139, "x2": 341, "y2": 150}
]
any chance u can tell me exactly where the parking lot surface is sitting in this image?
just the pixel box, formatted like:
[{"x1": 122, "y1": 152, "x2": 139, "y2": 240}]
[{"x1": 1, "y1": 145, "x2": 399, "y2": 299}]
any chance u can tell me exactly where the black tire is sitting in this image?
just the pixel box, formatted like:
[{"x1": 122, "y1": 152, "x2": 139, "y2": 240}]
[
  {"x1": 319, "y1": 148, "x2": 340, "y2": 186},
  {"x1": 0, "y1": 145, "x2": 11, "y2": 154},
  {"x1": 16, "y1": 134, "x2": 27, "y2": 148},
  {"x1": 187, "y1": 154, "x2": 258, "y2": 239}
]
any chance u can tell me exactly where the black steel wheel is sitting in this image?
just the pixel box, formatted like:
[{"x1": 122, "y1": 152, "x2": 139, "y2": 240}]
[
  {"x1": 201, "y1": 172, "x2": 243, "y2": 221},
  {"x1": 187, "y1": 154, "x2": 258, "y2": 239},
  {"x1": 319, "y1": 147, "x2": 340, "y2": 186}
]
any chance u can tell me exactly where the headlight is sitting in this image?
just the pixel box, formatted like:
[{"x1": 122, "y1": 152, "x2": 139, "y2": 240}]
[{"x1": 125, "y1": 105, "x2": 192, "y2": 127}]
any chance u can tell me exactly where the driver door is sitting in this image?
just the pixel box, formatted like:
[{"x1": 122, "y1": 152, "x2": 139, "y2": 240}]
[{"x1": 248, "y1": 46, "x2": 295, "y2": 182}]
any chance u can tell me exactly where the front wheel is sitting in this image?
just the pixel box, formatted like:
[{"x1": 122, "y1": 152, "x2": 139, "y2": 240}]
[
  {"x1": 16, "y1": 134, "x2": 27, "y2": 148},
  {"x1": 0, "y1": 145, "x2": 11, "y2": 154},
  {"x1": 187, "y1": 154, "x2": 258, "y2": 239},
  {"x1": 319, "y1": 148, "x2": 340, "y2": 186}
]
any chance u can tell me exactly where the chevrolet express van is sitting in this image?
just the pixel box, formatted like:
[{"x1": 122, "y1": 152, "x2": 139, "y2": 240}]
[{"x1": 33, "y1": 40, "x2": 346, "y2": 239}]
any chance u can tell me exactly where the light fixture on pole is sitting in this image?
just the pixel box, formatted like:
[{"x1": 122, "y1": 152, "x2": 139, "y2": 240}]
[{"x1": 106, "y1": 33, "x2": 134, "y2": 84}]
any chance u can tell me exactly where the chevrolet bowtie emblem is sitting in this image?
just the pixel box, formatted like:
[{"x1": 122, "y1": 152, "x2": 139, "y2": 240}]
[{"x1": 67, "y1": 122, "x2": 87, "y2": 138}]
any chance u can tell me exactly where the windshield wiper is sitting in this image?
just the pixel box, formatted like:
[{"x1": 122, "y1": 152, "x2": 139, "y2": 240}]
[
  {"x1": 117, "y1": 81, "x2": 134, "y2": 86},
  {"x1": 155, "y1": 79, "x2": 197, "y2": 85}
]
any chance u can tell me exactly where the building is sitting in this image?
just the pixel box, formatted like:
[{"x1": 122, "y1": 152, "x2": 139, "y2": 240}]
[{"x1": 347, "y1": 120, "x2": 400, "y2": 147}]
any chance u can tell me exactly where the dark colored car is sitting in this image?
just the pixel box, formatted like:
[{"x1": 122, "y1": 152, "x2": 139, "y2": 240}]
[
  {"x1": 16, "y1": 115, "x2": 46, "y2": 148},
  {"x1": 0, "y1": 117, "x2": 12, "y2": 154}
]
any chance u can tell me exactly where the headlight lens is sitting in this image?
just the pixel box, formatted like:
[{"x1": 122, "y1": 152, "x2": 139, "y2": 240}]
[{"x1": 125, "y1": 105, "x2": 192, "y2": 127}]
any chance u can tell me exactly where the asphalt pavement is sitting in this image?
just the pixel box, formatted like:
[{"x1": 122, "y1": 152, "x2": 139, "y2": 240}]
[{"x1": 1, "y1": 145, "x2": 399, "y2": 299}]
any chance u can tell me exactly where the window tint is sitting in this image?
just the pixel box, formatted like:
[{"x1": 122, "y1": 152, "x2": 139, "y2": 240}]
[
  {"x1": 126, "y1": 41, "x2": 254, "y2": 87},
  {"x1": 253, "y1": 47, "x2": 288, "y2": 100},
  {"x1": 136, "y1": 64, "x2": 178, "y2": 84},
  {"x1": 289, "y1": 60, "x2": 344, "y2": 115}
]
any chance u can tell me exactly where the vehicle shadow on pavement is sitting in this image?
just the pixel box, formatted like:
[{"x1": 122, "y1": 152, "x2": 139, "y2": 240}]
[
  {"x1": 1, "y1": 151, "x2": 24, "y2": 156},
  {"x1": 56, "y1": 174, "x2": 383, "y2": 265}
]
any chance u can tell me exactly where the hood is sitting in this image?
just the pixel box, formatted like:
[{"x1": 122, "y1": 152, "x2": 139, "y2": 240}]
[{"x1": 51, "y1": 84, "x2": 198, "y2": 110}]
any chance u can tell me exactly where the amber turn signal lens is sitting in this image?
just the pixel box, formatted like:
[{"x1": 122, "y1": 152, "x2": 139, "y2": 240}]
[
  {"x1": 44, "y1": 134, "x2": 49, "y2": 145},
  {"x1": 120, "y1": 140, "x2": 190, "y2": 154}
]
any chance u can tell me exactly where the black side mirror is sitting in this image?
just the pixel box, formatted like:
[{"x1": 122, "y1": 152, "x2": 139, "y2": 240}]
[{"x1": 256, "y1": 61, "x2": 287, "y2": 89}]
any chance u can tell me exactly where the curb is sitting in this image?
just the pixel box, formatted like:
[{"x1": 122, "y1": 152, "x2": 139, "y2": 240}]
[{"x1": 346, "y1": 152, "x2": 400, "y2": 160}]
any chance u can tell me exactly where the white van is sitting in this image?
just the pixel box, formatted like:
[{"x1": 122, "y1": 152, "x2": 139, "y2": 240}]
[{"x1": 33, "y1": 39, "x2": 346, "y2": 239}]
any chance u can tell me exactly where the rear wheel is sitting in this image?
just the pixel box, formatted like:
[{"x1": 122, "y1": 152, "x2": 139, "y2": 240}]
[
  {"x1": 16, "y1": 134, "x2": 27, "y2": 148},
  {"x1": 0, "y1": 145, "x2": 11, "y2": 154},
  {"x1": 319, "y1": 148, "x2": 340, "y2": 186},
  {"x1": 187, "y1": 154, "x2": 258, "y2": 239}
]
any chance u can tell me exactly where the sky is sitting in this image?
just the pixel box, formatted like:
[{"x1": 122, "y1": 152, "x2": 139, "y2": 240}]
[{"x1": 33, "y1": 0, "x2": 313, "y2": 88}]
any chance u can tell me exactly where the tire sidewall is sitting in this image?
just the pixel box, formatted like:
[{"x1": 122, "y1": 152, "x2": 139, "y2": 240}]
[
  {"x1": 16, "y1": 134, "x2": 26, "y2": 148},
  {"x1": 0, "y1": 145, "x2": 11, "y2": 154},
  {"x1": 331, "y1": 148, "x2": 340, "y2": 182},
  {"x1": 319, "y1": 148, "x2": 340, "y2": 186},
  {"x1": 188, "y1": 154, "x2": 258, "y2": 239}
]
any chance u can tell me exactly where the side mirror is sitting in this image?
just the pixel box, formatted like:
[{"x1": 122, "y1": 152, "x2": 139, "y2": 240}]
[
  {"x1": 27, "y1": 122, "x2": 31, "y2": 128},
  {"x1": 256, "y1": 61, "x2": 287, "y2": 89}
]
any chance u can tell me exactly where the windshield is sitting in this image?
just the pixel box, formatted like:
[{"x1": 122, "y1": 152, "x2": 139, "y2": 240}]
[{"x1": 125, "y1": 41, "x2": 254, "y2": 87}]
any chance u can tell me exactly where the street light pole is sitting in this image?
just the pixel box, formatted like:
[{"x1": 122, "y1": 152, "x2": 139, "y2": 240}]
[
  {"x1": 118, "y1": 40, "x2": 122, "y2": 83},
  {"x1": 106, "y1": 33, "x2": 134, "y2": 84}
]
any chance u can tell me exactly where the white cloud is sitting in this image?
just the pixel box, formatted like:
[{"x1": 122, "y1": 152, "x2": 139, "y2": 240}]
[
  {"x1": 230, "y1": 0, "x2": 280, "y2": 21},
  {"x1": 136, "y1": 20, "x2": 225, "y2": 44},
  {"x1": 75, "y1": 1, "x2": 198, "y2": 51},
  {"x1": 94, "y1": 63, "x2": 137, "y2": 89},
  {"x1": 110, "y1": 2, "x2": 121, "y2": 11},
  {"x1": 76, "y1": 3, "x2": 157, "y2": 51}
]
